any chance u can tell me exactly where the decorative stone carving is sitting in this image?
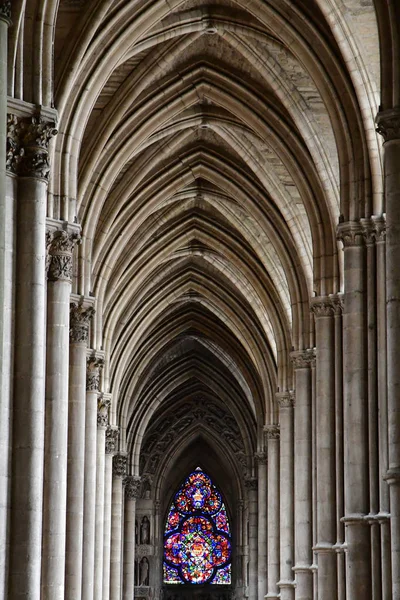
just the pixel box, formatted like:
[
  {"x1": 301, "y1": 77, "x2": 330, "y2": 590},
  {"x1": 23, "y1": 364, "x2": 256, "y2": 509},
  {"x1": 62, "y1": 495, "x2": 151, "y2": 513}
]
[
  {"x1": 86, "y1": 354, "x2": 104, "y2": 391},
  {"x1": 113, "y1": 453, "x2": 127, "y2": 478},
  {"x1": 310, "y1": 296, "x2": 335, "y2": 318},
  {"x1": 264, "y1": 425, "x2": 280, "y2": 440},
  {"x1": 372, "y1": 216, "x2": 386, "y2": 243},
  {"x1": 376, "y1": 108, "x2": 400, "y2": 142},
  {"x1": 0, "y1": 1, "x2": 11, "y2": 22},
  {"x1": 138, "y1": 557, "x2": 149, "y2": 586},
  {"x1": 69, "y1": 303, "x2": 95, "y2": 343},
  {"x1": 254, "y1": 452, "x2": 267, "y2": 465},
  {"x1": 244, "y1": 476, "x2": 258, "y2": 491},
  {"x1": 97, "y1": 394, "x2": 111, "y2": 429},
  {"x1": 105, "y1": 425, "x2": 119, "y2": 454},
  {"x1": 124, "y1": 475, "x2": 141, "y2": 500},
  {"x1": 331, "y1": 294, "x2": 344, "y2": 315},
  {"x1": 276, "y1": 390, "x2": 295, "y2": 409},
  {"x1": 337, "y1": 221, "x2": 364, "y2": 248},
  {"x1": 290, "y1": 348, "x2": 316, "y2": 369},
  {"x1": 47, "y1": 230, "x2": 81, "y2": 282},
  {"x1": 6, "y1": 114, "x2": 57, "y2": 180},
  {"x1": 140, "y1": 516, "x2": 151, "y2": 544}
]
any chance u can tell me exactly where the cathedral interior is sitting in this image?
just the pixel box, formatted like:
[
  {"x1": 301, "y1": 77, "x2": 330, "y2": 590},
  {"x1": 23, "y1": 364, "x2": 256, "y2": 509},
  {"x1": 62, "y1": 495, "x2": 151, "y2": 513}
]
[{"x1": 1, "y1": 0, "x2": 400, "y2": 599}]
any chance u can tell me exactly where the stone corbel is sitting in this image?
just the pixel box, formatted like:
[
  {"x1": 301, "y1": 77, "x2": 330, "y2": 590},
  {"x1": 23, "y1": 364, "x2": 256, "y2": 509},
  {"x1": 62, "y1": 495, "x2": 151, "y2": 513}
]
[{"x1": 376, "y1": 108, "x2": 400, "y2": 142}]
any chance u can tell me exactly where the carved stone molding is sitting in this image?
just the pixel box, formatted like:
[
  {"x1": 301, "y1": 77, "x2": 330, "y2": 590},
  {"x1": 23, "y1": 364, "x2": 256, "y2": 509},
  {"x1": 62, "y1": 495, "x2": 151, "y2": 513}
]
[
  {"x1": 124, "y1": 475, "x2": 142, "y2": 500},
  {"x1": 310, "y1": 296, "x2": 335, "y2": 318},
  {"x1": 337, "y1": 221, "x2": 364, "y2": 248},
  {"x1": 376, "y1": 108, "x2": 400, "y2": 142},
  {"x1": 254, "y1": 452, "x2": 267, "y2": 465},
  {"x1": 373, "y1": 216, "x2": 386, "y2": 243},
  {"x1": 47, "y1": 229, "x2": 81, "y2": 282},
  {"x1": 6, "y1": 114, "x2": 57, "y2": 180},
  {"x1": 0, "y1": 2, "x2": 11, "y2": 25},
  {"x1": 276, "y1": 391, "x2": 295, "y2": 409},
  {"x1": 98, "y1": 394, "x2": 111, "y2": 429},
  {"x1": 332, "y1": 294, "x2": 344, "y2": 315},
  {"x1": 113, "y1": 453, "x2": 127, "y2": 478},
  {"x1": 264, "y1": 424, "x2": 280, "y2": 440},
  {"x1": 86, "y1": 354, "x2": 104, "y2": 392},
  {"x1": 69, "y1": 302, "x2": 95, "y2": 344},
  {"x1": 105, "y1": 425, "x2": 119, "y2": 455},
  {"x1": 244, "y1": 476, "x2": 258, "y2": 491},
  {"x1": 290, "y1": 348, "x2": 316, "y2": 369}
]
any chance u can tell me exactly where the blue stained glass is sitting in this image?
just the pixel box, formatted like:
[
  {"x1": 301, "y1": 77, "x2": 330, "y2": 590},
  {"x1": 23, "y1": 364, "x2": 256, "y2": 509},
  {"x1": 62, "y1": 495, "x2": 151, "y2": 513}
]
[{"x1": 163, "y1": 468, "x2": 232, "y2": 585}]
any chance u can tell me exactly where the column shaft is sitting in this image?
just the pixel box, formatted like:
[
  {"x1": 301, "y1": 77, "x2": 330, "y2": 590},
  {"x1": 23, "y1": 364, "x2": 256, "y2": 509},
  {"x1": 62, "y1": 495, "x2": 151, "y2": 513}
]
[
  {"x1": 123, "y1": 476, "x2": 141, "y2": 600},
  {"x1": 291, "y1": 351, "x2": 314, "y2": 600},
  {"x1": 278, "y1": 393, "x2": 295, "y2": 600},
  {"x1": 256, "y1": 455, "x2": 268, "y2": 600},
  {"x1": 103, "y1": 448, "x2": 115, "y2": 600},
  {"x1": 94, "y1": 413, "x2": 107, "y2": 600},
  {"x1": 265, "y1": 426, "x2": 280, "y2": 599},
  {"x1": 246, "y1": 480, "x2": 258, "y2": 600},
  {"x1": 110, "y1": 454, "x2": 127, "y2": 600}
]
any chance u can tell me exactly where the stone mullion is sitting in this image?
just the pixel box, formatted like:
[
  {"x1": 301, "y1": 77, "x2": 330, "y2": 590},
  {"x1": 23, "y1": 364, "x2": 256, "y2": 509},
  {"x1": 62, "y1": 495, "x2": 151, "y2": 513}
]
[
  {"x1": 311, "y1": 297, "x2": 337, "y2": 600},
  {"x1": 82, "y1": 353, "x2": 104, "y2": 600},
  {"x1": 94, "y1": 394, "x2": 111, "y2": 600},
  {"x1": 265, "y1": 425, "x2": 280, "y2": 599},
  {"x1": 245, "y1": 477, "x2": 258, "y2": 600},
  {"x1": 0, "y1": 7, "x2": 13, "y2": 596},
  {"x1": 41, "y1": 229, "x2": 80, "y2": 600},
  {"x1": 103, "y1": 426, "x2": 119, "y2": 600},
  {"x1": 123, "y1": 475, "x2": 141, "y2": 600},
  {"x1": 376, "y1": 109, "x2": 400, "y2": 599},
  {"x1": 110, "y1": 453, "x2": 127, "y2": 600},
  {"x1": 8, "y1": 113, "x2": 57, "y2": 598},
  {"x1": 65, "y1": 302, "x2": 94, "y2": 600},
  {"x1": 337, "y1": 221, "x2": 371, "y2": 599},
  {"x1": 256, "y1": 453, "x2": 268, "y2": 600},
  {"x1": 291, "y1": 350, "x2": 314, "y2": 600},
  {"x1": 277, "y1": 392, "x2": 295, "y2": 600}
]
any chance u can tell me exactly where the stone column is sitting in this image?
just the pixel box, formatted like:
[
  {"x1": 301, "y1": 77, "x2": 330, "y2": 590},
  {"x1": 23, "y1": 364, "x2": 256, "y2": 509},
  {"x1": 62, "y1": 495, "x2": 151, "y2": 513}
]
[
  {"x1": 245, "y1": 476, "x2": 258, "y2": 600},
  {"x1": 337, "y1": 221, "x2": 371, "y2": 599},
  {"x1": 291, "y1": 350, "x2": 314, "y2": 600},
  {"x1": 41, "y1": 228, "x2": 80, "y2": 600},
  {"x1": 103, "y1": 426, "x2": 119, "y2": 600},
  {"x1": 94, "y1": 394, "x2": 111, "y2": 600},
  {"x1": 311, "y1": 297, "x2": 338, "y2": 599},
  {"x1": 265, "y1": 425, "x2": 280, "y2": 599},
  {"x1": 110, "y1": 453, "x2": 127, "y2": 600},
  {"x1": 65, "y1": 301, "x2": 94, "y2": 599},
  {"x1": 277, "y1": 392, "x2": 295, "y2": 600},
  {"x1": 256, "y1": 453, "x2": 268, "y2": 600},
  {"x1": 8, "y1": 113, "x2": 57, "y2": 598},
  {"x1": 123, "y1": 475, "x2": 141, "y2": 600},
  {"x1": 0, "y1": 7, "x2": 12, "y2": 596},
  {"x1": 82, "y1": 353, "x2": 104, "y2": 600},
  {"x1": 376, "y1": 110, "x2": 400, "y2": 599}
]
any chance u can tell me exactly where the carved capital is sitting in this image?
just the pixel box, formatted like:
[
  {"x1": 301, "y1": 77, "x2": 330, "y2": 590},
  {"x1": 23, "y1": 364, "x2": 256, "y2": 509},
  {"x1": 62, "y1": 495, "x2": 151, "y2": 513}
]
[
  {"x1": 372, "y1": 216, "x2": 386, "y2": 243},
  {"x1": 0, "y1": 2, "x2": 11, "y2": 25},
  {"x1": 337, "y1": 221, "x2": 364, "y2": 248},
  {"x1": 311, "y1": 296, "x2": 335, "y2": 318},
  {"x1": 6, "y1": 114, "x2": 57, "y2": 180},
  {"x1": 290, "y1": 348, "x2": 316, "y2": 369},
  {"x1": 98, "y1": 394, "x2": 111, "y2": 429},
  {"x1": 105, "y1": 425, "x2": 119, "y2": 454},
  {"x1": 86, "y1": 354, "x2": 104, "y2": 391},
  {"x1": 124, "y1": 475, "x2": 142, "y2": 500},
  {"x1": 47, "y1": 229, "x2": 81, "y2": 282},
  {"x1": 264, "y1": 424, "x2": 280, "y2": 440},
  {"x1": 376, "y1": 108, "x2": 400, "y2": 142},
  {"x1": 70, "y1": 302, "x2": 95, "y2": 344},
  {"x1": 244, "y1": 476, "x2": 258, "y2": 491},
  {"x1": 113, "y1": 453, "x2": 127, "y2": 478},
  {"x1": 276, "y1": 390, "x2": 295, "y2": 409},
  {"x1": 254, "y1": 452, "x2": 267, "y2": 465}
]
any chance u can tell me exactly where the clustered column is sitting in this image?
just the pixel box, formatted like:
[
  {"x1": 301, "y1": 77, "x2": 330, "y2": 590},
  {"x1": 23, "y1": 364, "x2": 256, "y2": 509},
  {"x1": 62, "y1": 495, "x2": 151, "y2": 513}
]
[
  {"x1": 291, "y1": 349, "x2": 314, "y2": 600},
  {"x1": 41, "y1": 229, "x2": 80, "y2": 600},
  {"x1": 277, "y1": 391, "x2": 295, "y2": 600},
  {"x1": 123, "y1": 475, "x2": 141, "y2": 600},
  {"x1": 265, "y1": 425, "x2": 280, "y2": 599}
]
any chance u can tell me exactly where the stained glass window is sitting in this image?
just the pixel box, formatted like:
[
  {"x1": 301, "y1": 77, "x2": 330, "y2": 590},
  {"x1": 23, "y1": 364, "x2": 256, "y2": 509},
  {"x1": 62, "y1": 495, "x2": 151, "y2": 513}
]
[{"x1": 163, "y1": 467, "x2": 232, "y2": 585}]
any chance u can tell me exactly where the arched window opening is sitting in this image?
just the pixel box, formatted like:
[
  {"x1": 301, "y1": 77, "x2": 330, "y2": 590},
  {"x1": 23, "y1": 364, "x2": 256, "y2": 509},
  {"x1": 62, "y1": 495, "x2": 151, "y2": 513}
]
[{"x1": 163, "y1": 467, "x2": 232, "y2": 585}]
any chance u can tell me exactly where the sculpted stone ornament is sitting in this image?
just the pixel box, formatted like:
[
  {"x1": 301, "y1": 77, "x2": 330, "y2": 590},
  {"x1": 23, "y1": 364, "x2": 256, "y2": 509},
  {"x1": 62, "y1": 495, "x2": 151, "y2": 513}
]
[
  {"x1": 337, "y1": 220, "x2": 364, "y2": 248},
  {"x1": 244, "y1": 476, "x2": 258, "y2": 491},
  {"x1": 6, "y1": 114, "x2": 57, "y2": 180},
  {"x1": 276, "y1": 390, "x2": 295, "y2": 409},
  {"x1": 97, "y1": 394, "x2": 111, "y2": 429},
  {"x1": 69, "y1": 303, "x2": 95, "y2": 343},
  {"x1": 376, "y1": 108, "x2": 400, "y2": 142},
  {"x1": 0, "y1": 1, "x2": 11, "y2": 22},
  {"x1": 124, "y1": 475, "x2": 141, "y2": 500},
  {"x1": 105, "y1": 425, "x2": 119, "y2": 454},
  {"x1": 113, "y1": 453, "x2": 127, "y2": 478},
  {"x1": 290, "y1": 348, "x2": 316, "y2": 369},
  {"x1": 264, "y1": 424, "x2": 280, "y2": 440},
  {"x1": 311, "y1": 296, "x2": 336, "y2": 318},
  {"x1": 47, "y1": 230, "x2": 81, "y2": 282},
  {"x1": 255, "y1": 452, "x2": 267, "y2": 465},
  {"x1": 86, "y1": 355, "x2": 104, "y2": 391}
]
